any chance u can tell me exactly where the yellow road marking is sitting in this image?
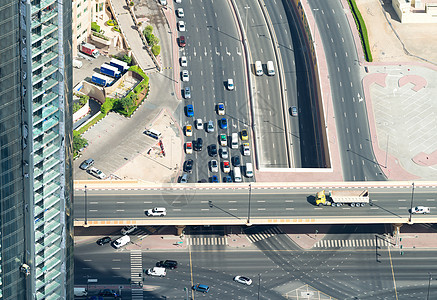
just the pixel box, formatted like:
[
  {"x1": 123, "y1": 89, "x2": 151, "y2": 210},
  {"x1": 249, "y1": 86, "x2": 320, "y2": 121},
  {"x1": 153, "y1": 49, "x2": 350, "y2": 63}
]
[{"x1": 388, "y1": 245, "x2": 399, "y2": 300}]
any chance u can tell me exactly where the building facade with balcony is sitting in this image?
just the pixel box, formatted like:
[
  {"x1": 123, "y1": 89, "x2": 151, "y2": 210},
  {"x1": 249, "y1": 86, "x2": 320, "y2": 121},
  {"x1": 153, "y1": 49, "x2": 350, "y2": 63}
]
[{"x1": 0, "y1": 0, "x2": 74, "y2": 298}]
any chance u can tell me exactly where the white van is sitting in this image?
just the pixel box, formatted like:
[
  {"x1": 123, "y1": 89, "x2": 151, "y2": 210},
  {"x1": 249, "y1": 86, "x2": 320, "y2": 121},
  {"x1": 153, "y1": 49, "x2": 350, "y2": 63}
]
[
  {"x1": 255, "y1": 61, "x2": 263, "y2": 76},
  {"x1": 267, "y1": 61, "x2": 275, "y2": 76},
  {"x1": 145, "y1": 128, "x2": 162, "y2": 140},
  {"x1": 74, "y1": 288, "x2": 88, "y2": 297},
  {"x1": 233, "y1": 166, "x2": 242, "y2": 182},
  {"x1": 146, "y1": 267, "x2": 166, "y2": 277},
  {"x1": 245, "y1": 163, "x2": 253, "y2": 178},
  {"x1": 231, "y1": 132, "x2": 238, "y2": 149},
  {"x1": 112, "y1": 235, "x2": 130, "y2": 248}
]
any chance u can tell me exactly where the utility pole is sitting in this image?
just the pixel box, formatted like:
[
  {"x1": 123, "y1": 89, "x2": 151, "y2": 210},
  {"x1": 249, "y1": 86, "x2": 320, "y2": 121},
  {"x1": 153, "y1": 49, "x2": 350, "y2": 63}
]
[
  {"x1": 408, "y1": 182, "x2": 415, "y2": 224},
  {"x1": 84, "y1": 185, "x2": 88, "y2": 227},
  {"x1": 247, "y1": 184, "x2": 252, "y2": 225}
]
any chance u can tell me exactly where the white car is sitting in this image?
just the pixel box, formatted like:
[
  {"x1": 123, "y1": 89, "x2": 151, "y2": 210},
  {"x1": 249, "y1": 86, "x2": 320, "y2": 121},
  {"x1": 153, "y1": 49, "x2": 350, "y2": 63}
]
[
  {"x1": 180, "y1": 56, "x2": 187, "y2": 67},
  {"x1": 217, "y1": 103, "x2": 225, "y2": 115},
  {"x1": 146, "y1": 207, "x2": 167, "y2": 217},
  {"x1": 147, "y1": 267, "x2": 166, "y2": 277},
  {"x1": 121, "y1": 225, "x2": 137, "y2": 235},
  {"x1": 210, "y1": 160, "x2": 218, "y2": 173},
  {"x1": 112, "y1": 235, "x2": 130, "y2": 249},
  {"x1": 196, "y1": 119, "x2": 203, "y2": 130},
  {"x1": 182, "y1": 70, "x2": 189, "y2": 82},
  {"x1": 243, "y1": 143, "x2": 250, "y2": 156},
  {"x1": 234, "y1": 276, "x2": 252, "y2": 286},
  {"x1": 177, "y1": 8, "x2": 184, "y2": 17},
  {"x1": 227, "y1": 79, "x2": 234, "y2": 90},
  {"x1": 220, "y1": 147, "x2": 228, "y2": 159},
  {"x1": 175, "y1": 0, "x2": 181, "y2": 3},
  {"x1": 159, "y1": 0, "x2": 167, "y2": 5},
  {"x1": 411, "y1": 206, "x2": 430, "y2": 214},
  {"x1": 88, "y1": 167, "x2": 106, "y2": 179},
  {"x1": 177, "y1": 21, "x2": 185, "y2": 32}
]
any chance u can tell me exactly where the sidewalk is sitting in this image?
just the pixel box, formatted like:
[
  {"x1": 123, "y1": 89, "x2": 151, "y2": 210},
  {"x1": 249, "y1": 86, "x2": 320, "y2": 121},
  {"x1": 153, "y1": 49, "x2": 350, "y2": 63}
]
[{"x1": 111, "y1": 0, "x2": 156, "y2": 72}]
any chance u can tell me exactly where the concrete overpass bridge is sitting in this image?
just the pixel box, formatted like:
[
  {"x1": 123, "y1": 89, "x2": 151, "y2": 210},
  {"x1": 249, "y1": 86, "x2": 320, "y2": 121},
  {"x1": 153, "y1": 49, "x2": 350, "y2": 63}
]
[{"x1": 73, "y1": 181, "x2": 437, "y2": 229}]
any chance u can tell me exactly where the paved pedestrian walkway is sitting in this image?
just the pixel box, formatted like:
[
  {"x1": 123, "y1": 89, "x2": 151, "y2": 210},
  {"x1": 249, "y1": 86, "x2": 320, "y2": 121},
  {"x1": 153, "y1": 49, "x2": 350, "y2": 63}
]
[{"x1": 110, "y1": 0, "x2": 156, "y2": 72}]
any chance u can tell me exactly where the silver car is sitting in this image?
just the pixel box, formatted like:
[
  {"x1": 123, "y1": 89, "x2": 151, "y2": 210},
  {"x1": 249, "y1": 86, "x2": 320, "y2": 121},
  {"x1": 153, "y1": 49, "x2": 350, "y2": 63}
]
[
  {"x1": 220, "y1": 147, "x2": 228, "y2": 159},
  {"x1": 207, "y1": 120, "x2": 214, "y2": 133}
]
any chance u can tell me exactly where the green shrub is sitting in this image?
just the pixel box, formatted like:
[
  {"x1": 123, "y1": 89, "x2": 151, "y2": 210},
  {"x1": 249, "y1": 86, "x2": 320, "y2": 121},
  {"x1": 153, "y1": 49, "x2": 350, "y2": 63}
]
[
  {"x1": 91, "y1": 22, "x2": 100, "y2": 32},
  {"x1": 92, "y1": 31, "x2": 109, "y2": 41},
  {"x1": 101, "y1": 97, "x2": 116, "y2": 115},
  {"x1": 122, "y1": 55, "x2": 132, "y2": 65},
  {"x1": 73, "y1": 130, "x2": 88, "y2": 155},
  {"x1": 143, "y1": 25, "x2": 153, "y2": 36},
  {"x1": 80, "y1": 95, "x2": 89, "y2": 105},
  {"x1": 113, "y1": 25, "x2": 120, "y2": 33},
  {"x1": 151, "y1": 45, "x2": 161, "y2": 56},
  {"x1": 347, "y1": 0, "x2": 373, "y2": 62},
  {"x1": 106, "y1": 19, "x2": 117, "y2": 26}
]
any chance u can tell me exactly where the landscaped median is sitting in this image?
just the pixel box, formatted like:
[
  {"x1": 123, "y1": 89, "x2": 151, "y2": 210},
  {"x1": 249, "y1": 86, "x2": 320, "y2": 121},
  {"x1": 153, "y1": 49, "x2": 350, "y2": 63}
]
[{"x1": 347, "y1": 0, "x2": 373, "y2": 62}]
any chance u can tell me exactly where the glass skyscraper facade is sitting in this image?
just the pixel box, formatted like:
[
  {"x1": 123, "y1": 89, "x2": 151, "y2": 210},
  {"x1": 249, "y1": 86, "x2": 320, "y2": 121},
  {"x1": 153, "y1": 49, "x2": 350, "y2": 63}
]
[{"x1": 0, "y1": 0, "x2": 73, "y2": 298}]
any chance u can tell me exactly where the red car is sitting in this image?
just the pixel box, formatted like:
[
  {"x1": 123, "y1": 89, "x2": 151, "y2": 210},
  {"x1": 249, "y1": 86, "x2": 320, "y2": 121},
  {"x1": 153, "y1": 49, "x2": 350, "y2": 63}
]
[{"x1": 179, "y1": 36, "x2": 186, "y2": 47}]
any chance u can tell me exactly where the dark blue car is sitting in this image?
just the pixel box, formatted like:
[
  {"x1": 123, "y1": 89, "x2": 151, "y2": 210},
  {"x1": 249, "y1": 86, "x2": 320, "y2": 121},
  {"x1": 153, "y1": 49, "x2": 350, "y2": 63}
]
[
  {"x1": 186, "y1": 104, "x2": 194, "y2": 117},
  {"x1": 223, "y1": 175, "x2": 232, "y2": 182},
  {"x1": 211, "y1": 175, "x2": 219, "y2": 183},
  {"x1": 193, "y1": 284, "x2": 210, "y2": 293},
  {"x1": 220, "y1": 118, "x2": 227, "y2": 129}
]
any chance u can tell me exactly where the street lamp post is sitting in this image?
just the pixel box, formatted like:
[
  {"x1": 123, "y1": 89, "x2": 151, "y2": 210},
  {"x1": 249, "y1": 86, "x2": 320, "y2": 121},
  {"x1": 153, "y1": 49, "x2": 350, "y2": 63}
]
[
  {"x1": 257, "y1": 273, "x2": 261, "y2": 300},
  {"x1": 427, "y1": 273, "x2": 432, "y2": 300},
  {"x1": 247, "y1": 184, "x2": 252, "y2": 225},
  {"x1": 408, "y1": 182, "x2": 415, "y2": 224},
  {"x1": 244, "y1": 6, "x2": 250, "y2": 41},
  {"x1": 84, "y1": 185, "x2": 88, "y2": 227}
]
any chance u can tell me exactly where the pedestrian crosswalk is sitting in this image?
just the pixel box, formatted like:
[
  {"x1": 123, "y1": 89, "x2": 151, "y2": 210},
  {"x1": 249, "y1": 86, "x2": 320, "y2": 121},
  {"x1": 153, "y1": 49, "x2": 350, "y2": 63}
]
[
  {"x1": 187, "y1": 236, "x2": 228, "y2": 246},
  {"x1": 313, "y1": 238, "x2": 391, "y2": 249},
  {"x1": 130, "y1": 250, "x2": 143, "y2": 300},
  {"x1": 136, "y1": 226, "x2": 159, "y2": 240},
  {"x1": 246, "y1": 226, "x2": 283, "y2": 243}
]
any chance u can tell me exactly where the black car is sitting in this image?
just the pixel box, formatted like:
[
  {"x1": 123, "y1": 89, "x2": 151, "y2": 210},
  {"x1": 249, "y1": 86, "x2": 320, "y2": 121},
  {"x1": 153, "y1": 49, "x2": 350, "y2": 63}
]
[
  {"x1": 232, "y1": 156, "x2": 241, "y2": 167},
  {"x1": 98, "y1": 289, "x2": 119, "y2": 297},
  {"x1": 157, "y1": 260, "x2": 178, "y2": 269},
  {"x1": 79, "y1": 158, "x2": 94, "y2": 170},
  {"x1": 208, "y1": 144, "x2": 217, "y2": 157},
  {"x1": 96, "y1": 236, "x2": 112, "y2": 246},
  {"x1": 184, "y1": 159, "x2": 194, "y2": 173},
  {"x1": 194, "y1": 138, "x2": 203, "y2": 151}
]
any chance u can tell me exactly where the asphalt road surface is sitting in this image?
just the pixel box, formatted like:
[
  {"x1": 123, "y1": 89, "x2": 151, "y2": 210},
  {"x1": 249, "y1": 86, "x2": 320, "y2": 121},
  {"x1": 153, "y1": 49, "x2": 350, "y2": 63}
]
[
  {"x1": 74, "y1": 187, "x2": 437, "y2": 223},
  {"x1": 308, "y1": 0, "x2": 386, "y2": 181},
  {"x1": 176, "y1": 0, "x2": 255, "y2": 183},
  {"x1": 75, "y1": 224, "x2": 437, "y2": 299}
]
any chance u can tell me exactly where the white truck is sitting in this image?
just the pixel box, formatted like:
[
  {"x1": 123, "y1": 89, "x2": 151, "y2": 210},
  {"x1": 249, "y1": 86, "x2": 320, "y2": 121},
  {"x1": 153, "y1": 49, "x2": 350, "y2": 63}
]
[{"x1": 315, "y1": 190, "x2": 369, "y2": 207}]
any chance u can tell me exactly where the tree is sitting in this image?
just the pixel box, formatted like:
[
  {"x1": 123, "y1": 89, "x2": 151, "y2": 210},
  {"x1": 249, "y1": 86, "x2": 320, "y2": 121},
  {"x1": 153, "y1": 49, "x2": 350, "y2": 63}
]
[
  {"x1": 151, "y1": 45, "x2": 161, "y2": 56},
  {"x1": 118, "y1": 96, "x2": 135, "y2": 112},
  {"x1": 122, "y1": 55, "x2": 132, "y2": 65},
  {"x1": 148, "y1": 34, "x2": 159, "y2": 47},
  {"x1": 73, "y1": 131, "x2": 88, "y2": 154}
]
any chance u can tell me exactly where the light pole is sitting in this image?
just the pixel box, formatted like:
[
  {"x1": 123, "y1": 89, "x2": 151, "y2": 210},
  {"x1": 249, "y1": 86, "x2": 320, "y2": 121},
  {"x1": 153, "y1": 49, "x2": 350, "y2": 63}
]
[
  {"x1": 244, "y1": 6, "x2": 250, "y2": 42},
  {"x1": 84, "y1": 185, "x2": 88, "y2": 227},
  {"x1": 257, "y1": 273, "x2": 261, "y2": 300},
  {"x1": 427, "y1": 273, "x2": 432, "y2": 300},
  {"x1": 247, "y1": 184, "x2": 252, "y2": 225},
  {"x1": 408, "y1": 182, "x2": 415, "y2": 224}
]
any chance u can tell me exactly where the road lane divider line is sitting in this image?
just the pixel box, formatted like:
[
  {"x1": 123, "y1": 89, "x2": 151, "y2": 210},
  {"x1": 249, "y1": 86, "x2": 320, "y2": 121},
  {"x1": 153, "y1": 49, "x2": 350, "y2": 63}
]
[{"x1": 387, "y1": 245, "x2": 399, "y2": 300}]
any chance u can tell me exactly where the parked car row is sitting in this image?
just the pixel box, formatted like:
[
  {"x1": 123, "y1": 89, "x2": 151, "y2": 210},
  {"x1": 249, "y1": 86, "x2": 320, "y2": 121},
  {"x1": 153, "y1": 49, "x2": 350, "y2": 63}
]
[{"x1": 79, "y1": 158, "x2": 107, "y2": 179}]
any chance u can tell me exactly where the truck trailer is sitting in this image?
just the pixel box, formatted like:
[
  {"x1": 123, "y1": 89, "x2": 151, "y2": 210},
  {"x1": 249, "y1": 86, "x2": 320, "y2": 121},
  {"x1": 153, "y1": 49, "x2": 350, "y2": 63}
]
[
  {"x1": 91, "y1": 73, "x2": 113, "y2": 87},
  {"x1": 79, "y1": 43, "x2": 100, "y2": 58},
  {"x1": 110, "y1": 58, "x2": 129, "y2": 72},
  {"x1": 100, "y1": 63, "x2": 121, "y2": 78},
  {"x1": 315, "y1": 190, "x2": 369, "y2": 207}
]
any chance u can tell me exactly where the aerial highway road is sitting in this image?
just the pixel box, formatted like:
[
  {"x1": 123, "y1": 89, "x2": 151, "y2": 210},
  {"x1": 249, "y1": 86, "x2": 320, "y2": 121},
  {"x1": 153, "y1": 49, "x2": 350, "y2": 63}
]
[
  {"x1": 74, "y1": 185, "x2": 437, "y2": 225},
  {"x1": 176, "y1": 0, "x2": 255, "y2": 183},
  {"x1": 235, "y1": 0, "x2": 289, "y2": 168},
  {"x1": 309, "y1": 0, "x2": 386, "y2": 181}
]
